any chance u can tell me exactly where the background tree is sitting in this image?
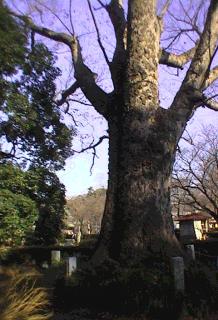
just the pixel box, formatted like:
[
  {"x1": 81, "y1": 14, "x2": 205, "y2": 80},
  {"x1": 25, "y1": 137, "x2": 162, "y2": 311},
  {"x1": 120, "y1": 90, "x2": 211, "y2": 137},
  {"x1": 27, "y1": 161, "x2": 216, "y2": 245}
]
[
  {"x1": 173, "y1": 125, "x2": 218, "y2": 221},
  {"x1": 0, "y1": 164, "x2": 67, "y2": 245},
  {"x1": 0, "y1": 164, "x2": 38, "y2": 246},
  {"x1": 66, "y1": 187, "x2": 106, "y2": 234},
  {"x1": 6, "y1": 0, "x2": 218, "y2": 264},
  {"x1": 0, "y1": 1, "x2": 73, "y2": 168},
  {"x1": 0, "y1": 2, "x2": 73, "y2": 245},
  {"x1": 32, "y1": 167, "x2": 67, "y2": 245},
  {"x1": 0, "y1": 0, "x2": 26, "y2": 83}
]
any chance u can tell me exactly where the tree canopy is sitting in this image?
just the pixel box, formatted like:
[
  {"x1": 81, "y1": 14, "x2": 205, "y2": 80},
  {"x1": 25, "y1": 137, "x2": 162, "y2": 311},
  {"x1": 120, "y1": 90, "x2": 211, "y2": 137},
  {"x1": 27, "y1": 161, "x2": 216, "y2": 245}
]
[
  {"x1": 0, "y1": 2, "x2": 74, "y2": 245},
  {"x1": 32, "y1": 167, "x2": 67, "y2": 245},
  {"x1": 0, "y1": 1, "x2": 73, "y2": 170},
  {"x1": 0, "y1": 163, "x2": 67, "y2": 245},
  {"x1": 0, "y1": 164, "x2": 38, "y2": 245}
]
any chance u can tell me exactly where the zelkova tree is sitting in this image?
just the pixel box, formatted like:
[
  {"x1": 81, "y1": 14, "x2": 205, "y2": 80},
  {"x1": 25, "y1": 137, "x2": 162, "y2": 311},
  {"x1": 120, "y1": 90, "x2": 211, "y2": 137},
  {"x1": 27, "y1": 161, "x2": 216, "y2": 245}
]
[{"x1": 9, "y1": 0, "x2": 218, "y2": 263}]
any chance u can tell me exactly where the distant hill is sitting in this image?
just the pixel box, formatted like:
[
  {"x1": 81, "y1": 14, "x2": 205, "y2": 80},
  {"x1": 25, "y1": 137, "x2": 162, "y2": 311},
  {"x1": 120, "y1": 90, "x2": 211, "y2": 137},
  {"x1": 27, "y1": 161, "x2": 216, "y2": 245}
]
[{"x1": 66, "y1": 187, "x2": 106, "y2": 234}]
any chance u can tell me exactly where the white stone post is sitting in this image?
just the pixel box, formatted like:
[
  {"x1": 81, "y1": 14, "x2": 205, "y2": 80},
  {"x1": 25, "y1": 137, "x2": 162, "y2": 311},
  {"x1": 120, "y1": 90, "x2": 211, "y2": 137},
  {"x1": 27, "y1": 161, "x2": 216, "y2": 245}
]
[
  {"x1": 171, "y1": 257, "x2": 185, "y2": 293},
  {"x1": 66, "y1": 256, "x2": 77, "y2": 276},
  {"x1": 42, "y1": 261, "x2": 49, "y2": 269},
  {"x1": 51, "y1": 250, "x2": 61, "y2": 264},
  {"x1": 76, "y1": 227, "x2": 82, "y2": 244},
  {"x1": 186, "y1": 244, "x2": 195, "y2": 261}
]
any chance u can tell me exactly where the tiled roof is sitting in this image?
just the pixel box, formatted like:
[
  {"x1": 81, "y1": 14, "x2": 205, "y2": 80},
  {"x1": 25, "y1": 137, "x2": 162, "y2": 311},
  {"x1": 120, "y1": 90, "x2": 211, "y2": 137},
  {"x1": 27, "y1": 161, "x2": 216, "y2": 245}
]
[{"x1": 174, "y1": 213, "x2": 209, "y2": 221}]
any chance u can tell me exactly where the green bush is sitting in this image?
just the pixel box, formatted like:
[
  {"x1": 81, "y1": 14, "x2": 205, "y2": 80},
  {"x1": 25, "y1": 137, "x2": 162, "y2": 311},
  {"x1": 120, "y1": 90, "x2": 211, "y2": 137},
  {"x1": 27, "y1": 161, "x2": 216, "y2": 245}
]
[{"x1": 0, "y1": 189, "x2": 38, "y2": 246}]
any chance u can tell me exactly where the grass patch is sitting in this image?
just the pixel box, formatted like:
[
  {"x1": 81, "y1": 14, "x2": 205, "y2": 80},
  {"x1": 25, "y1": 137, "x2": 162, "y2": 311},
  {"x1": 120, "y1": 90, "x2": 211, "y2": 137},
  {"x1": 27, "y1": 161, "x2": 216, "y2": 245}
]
[{"x1": 0, "y1": 265, "x2": 52, "y2": 320}]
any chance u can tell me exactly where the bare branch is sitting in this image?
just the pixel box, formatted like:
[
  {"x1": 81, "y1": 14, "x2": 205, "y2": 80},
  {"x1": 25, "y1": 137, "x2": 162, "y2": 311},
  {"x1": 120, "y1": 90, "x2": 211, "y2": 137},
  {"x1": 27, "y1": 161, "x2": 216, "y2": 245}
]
[
  {"x1": 68, "y1": 99, "x2": 93, "y2": 107},
  {"x1": 107, "y1": 0, "x2": 126, "y2": 43},
  {"x1": 203, "y1": 65, "x2": 218, "y2": 89},
  {"x1": 169, "y1": 1, "x2": 202, "y2": 37},
  {"x1": 173, "y1": 126, "x2": 218, "y2": 220},
  {"x1": 170, "y1": 1, "x2": 218, "y2": 123},
  {"x1": 180, "y1": 130, "x2": 195, "y2": 146},
  {"x1": 56, "y1": 81, "x2": 79, "y2": 106},
  {"x1": 73, "y1": 135, "x2": 109, "y2": 174},
  {"x1": 105, "y1": 0, "x2": 126, "y2": 90},
  {"x1": 175, "y1": 179, "x2": 216, "y2": 218},
  {"x1": 64, "y1": 103, "x2": 80, "y2": 126},
  {"x1": 184, "y1": 1, "x2": 218, "y2": 90},
  {"x1": 159, "y1": 45, "x2": 198, "y2": 69},
  {"x1": 159, "y1": 0, "x2": 171, "y2": 19},
  {"x1": 69, "y1": 0, "x2": 75, "y2": 35},
  {"x1": 189, "y1": 92, "x2": 218, "y2": 111},
  {"x1": 8, "y1": 11, "x2": 72, "y2": 46},
  {"x1": 87, "y1": 0, "x2": 111, "y2": 67},
  {"x1": 200, "y1": 95, "x2": 218, "y2": 111},
  {"x1": 9, "y1": 10, "x2": 109, "y2": 118},
  {"x1": 70, "y1": 37, "x2": 109, "y2": 117},
  {"x1": 96, "y1": 0, "x2": 106, "y2": 8},
  {"x1": 74, "y1": 135, "x2": 109, "y2": 154},
  {"x1": 35, "y1": 2, "x2": 74, "y2": 35}
]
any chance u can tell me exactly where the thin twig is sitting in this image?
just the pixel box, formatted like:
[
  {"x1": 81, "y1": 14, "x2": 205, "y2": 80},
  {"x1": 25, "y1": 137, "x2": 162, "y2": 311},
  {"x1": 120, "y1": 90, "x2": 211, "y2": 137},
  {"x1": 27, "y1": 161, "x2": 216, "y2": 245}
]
[
  {"x1": 69, "y1": 0, "x2": 75, "y2": 35},
  {"x1": 87, "y1": 0, "x2": 110, "y2": 67},
  {"x1": 73, "y1": 135, "x2": 109, "y2": 174},
  {"x1": 36, "y1": 2, "x2": 73, "y2": 35}
]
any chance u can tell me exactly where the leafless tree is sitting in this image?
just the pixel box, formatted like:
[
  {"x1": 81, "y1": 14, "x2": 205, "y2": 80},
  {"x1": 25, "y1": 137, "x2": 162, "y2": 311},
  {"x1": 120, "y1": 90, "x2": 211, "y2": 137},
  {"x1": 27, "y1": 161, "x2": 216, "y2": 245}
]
[
  {"x1": 6, "y1": 0, "x2": 218, "y2": 263},
  {"x1": 173, "y1": 125, "x2": 218, "y2": 220},
  {"x1": 66, "y1": 187, "x2": 106, "y2": 234}
]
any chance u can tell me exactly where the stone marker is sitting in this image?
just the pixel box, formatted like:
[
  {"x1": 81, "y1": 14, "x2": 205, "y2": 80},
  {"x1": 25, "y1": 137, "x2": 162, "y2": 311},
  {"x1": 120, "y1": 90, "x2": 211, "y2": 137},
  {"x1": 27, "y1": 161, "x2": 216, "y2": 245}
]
[
  {"x1": 42, "y1": 261, "x2": 49, "y2": 269},
  {"x1": 186, "y1": 244, "x2": 195, "y2": 261},
  {"x1": 171, "y1": 257, "x2": 185, "y2": 292},
  {"x1": 51, "y1": 250, "x2": 61, "y2": 264},
  {"x1": 66, "y1": 256, "x2": 77, "y2": 276},
  {"x1": 76, "y1": 227, "x2": 82, "y2": 244}
]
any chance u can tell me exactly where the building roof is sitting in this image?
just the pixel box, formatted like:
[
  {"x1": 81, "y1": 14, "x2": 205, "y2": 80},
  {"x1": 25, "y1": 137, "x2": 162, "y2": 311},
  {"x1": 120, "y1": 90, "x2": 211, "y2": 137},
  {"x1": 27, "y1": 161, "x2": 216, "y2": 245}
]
[{"x1": 174, "y1": 213, "x2": 209, "y2": 222}]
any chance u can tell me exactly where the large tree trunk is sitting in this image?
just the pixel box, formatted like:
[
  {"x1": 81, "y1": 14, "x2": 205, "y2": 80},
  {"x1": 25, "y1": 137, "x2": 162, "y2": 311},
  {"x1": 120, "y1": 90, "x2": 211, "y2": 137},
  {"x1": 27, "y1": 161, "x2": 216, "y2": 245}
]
[
  {"x1": 93, "y1": 107, "x2": 182, "y2": 264},
  {"x1": 93, "y1": 0, "x2": 182, "y2": 264}
]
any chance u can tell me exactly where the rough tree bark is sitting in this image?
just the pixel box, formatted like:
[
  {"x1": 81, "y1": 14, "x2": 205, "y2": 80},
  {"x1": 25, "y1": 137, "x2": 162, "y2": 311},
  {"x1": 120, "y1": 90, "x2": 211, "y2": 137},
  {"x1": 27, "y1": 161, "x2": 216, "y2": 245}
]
[{"x1": 9, "y1": 0, "x2": 218, "y2": 264}]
